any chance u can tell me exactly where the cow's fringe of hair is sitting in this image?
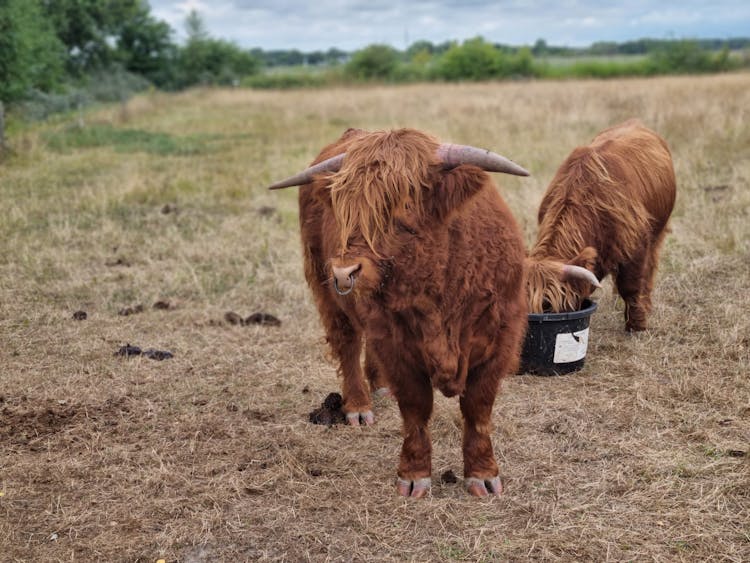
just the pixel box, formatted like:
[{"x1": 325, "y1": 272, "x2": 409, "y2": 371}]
[
  {"x1": 526, "y1": 259, "x2": 581, "y2": 313},
  {"x1": 328, "y1": 129, "x2": 439, "y2": 254}
]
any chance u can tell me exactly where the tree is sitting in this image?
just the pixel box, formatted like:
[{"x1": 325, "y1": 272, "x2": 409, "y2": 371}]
[
  {"x1": 433, "y1": 37, "x2": 537, "y2": 81},
  {"x1": 117, "y1": 7, "x2": 177, "y2": 87},
  {"x1": 435, "y1": 37, "x2": 500, "y2": 81},
  {"x1": 40, "y1": 0, "x2": 154, "y2": 74},
  {"x1": 532, "y1": 39, "x2": 548, "y2": 56},
  {"x1": 0, "y1": 100, "x2": 6, "y2": 151},
  {"x1": 177, "y1": 39, "x2": 260, "y2": 86},
  {"x1": 345, "y1": 44, "x2": 399, "y2": 80},
  {"x1": 507, "y1": 46, "x2": 535, "y2": 77},
  {"x1": 647, "y1": 40, "x2": 722, "y2": 74},
  {"x1": 175, "y1": 10, "x2": 260, "y2": 87},
  {"x1": 406, "y1": 40, "x2": 435, "y2": 60},
  {"x1": 325, "y1": 48, "x2": 348, "y2": 65},
  {"x1": 0, "y1": 0, "x2": 66, "y2": 102},
  {"x1": 185, "y1": 9, "x2": 208, "y2": 42}
]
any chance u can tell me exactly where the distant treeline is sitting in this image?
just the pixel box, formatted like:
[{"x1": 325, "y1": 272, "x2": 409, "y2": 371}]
[
  {"x1": 530, "y1": 37, "x2": 750, "y2": 56},
  {"x1": 2, "y1": 0, "x2": 749, "y2": 119},
  {"x1": 255, "y1": 37, "x2": 750, "y2": 67},
  {"x1": 245, "y1": 37, "x2": 749, "y2": 89}
]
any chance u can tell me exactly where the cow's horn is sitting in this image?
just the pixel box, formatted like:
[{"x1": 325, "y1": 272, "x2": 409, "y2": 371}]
[
  {"x1": 268, "y1": 153, "x2": 346, "y2": 190},
  {"x1": 437, "y1": 143, "x2": 530, "y2": 177},
  {"x1": 562, "y1": 265, "x2": 602, "y2": 288},
  {"x1": 268, "y1": 142, "x2": 529, "y2": 190}
]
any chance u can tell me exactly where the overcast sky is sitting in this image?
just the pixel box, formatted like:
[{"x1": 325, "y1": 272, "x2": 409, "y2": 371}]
[{"x1": 148, "y1": 1, "x2": 750, "y2": 52}]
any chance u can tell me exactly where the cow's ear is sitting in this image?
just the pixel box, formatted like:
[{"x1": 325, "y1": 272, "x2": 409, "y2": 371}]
[
  {"x1": 432, "y1": 165, "x2": 487, "y2": 220},
  {"x1": 568, "y1": 246, "x2": 597, "y2": 271},
  {"x1": 341, "y1": 127, "x2": 367, "y2": 141}
]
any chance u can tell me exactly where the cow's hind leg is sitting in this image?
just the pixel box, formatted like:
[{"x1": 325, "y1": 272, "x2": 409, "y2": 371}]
[
  {"x1": 635, "y1": 229, "x2": 669, "y2": 329},
  {"x1": 616, "y1": 240, "x2": 659, "y2": 332},
  {"x1": 365, "y1": 345, "x2": 391, "y2": 398},
  {"x1": 460, "y1": 358, "x2": 504, "y2": 497}
]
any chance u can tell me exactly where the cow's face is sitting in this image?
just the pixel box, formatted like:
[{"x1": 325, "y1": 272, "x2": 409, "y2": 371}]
[
  {"x1": 284, "y1": 127, "x2": 524, "y2": 299},
  {"x1": 312, "y1": 130, "x2": 431, "y2": 297},
  {"x1": 526, "y1": 259, "x2": 585, "y2": 313},
  {"x1": 327, "y1": 196, "x2": 425, "y2": 297},
  {"x1": 526, "y1": 247, "x2": 600, "y2": 313}
]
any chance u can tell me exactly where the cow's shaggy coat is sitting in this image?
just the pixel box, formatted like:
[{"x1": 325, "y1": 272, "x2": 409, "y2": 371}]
[
  {"x1": 527, "y1": 119, "x2": 676, "y2": 331},
  {"x1": 294, "y1": 128, "x2": 527, "y2": 496}
]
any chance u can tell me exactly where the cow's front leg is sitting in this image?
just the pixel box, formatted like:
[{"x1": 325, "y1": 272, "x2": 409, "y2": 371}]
[
  {"x1": 393, "y1": 371, "x2": 433, "y2": 497},
  {"x1": 325, "y1": 313, "x2": 373, "y2": 425},
  {"x1": 339, "y1": 334, "x2": 373, "y2": 426},
  {"x1": 460, "y1": 361, "x2": 503, "y2": 497}
]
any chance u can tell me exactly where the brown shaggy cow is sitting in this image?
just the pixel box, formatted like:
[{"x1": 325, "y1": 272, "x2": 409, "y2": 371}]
[
  {"x1": 526, "y1": 119, "x2": 676, "y2": 331},
  {"x1": 270, "y1": 128, "x2": 528, "y2": 497}
]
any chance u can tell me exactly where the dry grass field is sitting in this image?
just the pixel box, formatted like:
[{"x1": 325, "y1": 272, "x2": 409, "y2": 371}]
[{"x1": 1, "y1": 73, "x2": 749, "y2": 562}]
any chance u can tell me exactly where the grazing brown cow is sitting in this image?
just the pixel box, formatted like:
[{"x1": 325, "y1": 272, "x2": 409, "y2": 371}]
[
  {"x1": 270, "y1": 128, "x2": 528, "y2": 497},
  {"x1": 526, "y1": 119, "x2": 676, "y2": 331}
]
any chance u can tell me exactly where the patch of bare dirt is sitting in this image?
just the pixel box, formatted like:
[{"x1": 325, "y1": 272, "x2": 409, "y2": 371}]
[{"x1": 0, "y1": 397, "x2": 131, "y2": 447}]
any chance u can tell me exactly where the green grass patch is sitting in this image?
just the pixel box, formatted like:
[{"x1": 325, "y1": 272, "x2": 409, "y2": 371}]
[
  {"x1": 242, "y1": 68, "x2": 339, "y2": 89},
  {"x1": 537, "y1": 58, "x2": 654, "y2": 79},
  {"x1": 44, "y1": 123, "x2": 212, "y2": 156},
  {"x1": 123, "y1": 179, "x2": 204, "y2": 206}
]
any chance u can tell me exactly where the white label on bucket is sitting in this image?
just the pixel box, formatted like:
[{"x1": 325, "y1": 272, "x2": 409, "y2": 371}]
[{"x1": 553, "y1": 328, "x2": 590, "y2": 363}]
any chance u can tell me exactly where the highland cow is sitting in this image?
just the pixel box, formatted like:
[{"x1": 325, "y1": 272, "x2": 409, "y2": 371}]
[
  {"x1": 270, "y1": 128, "x2": 528, "y2": 497},
  {"x1": 526, "y1": 119, "x2": 676, "y2": 331}
]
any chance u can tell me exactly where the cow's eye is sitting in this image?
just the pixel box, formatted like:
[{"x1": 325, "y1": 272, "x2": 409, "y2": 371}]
[{"x1": 396, "y1": 221, "x2": 417, "y2": 235}]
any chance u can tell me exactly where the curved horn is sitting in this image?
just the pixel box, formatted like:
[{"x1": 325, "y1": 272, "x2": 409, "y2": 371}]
[
  {"x1": 562, "y1": 265, "x2": 602, "y2": 288},
  {"x1": 437, "y1": 143, "x2": 530, "y2": 177},
  {"x1": 268, "y1": 141, "x2": 528, "y2": 190},
  {"x1": 268, "y1": 153, "x2": 346, "y2": 190}
]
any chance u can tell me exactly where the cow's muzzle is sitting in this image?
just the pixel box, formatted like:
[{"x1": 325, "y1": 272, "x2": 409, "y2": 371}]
[{"x1": 333, "y1": 264, "x2": 361, "y2": 296}]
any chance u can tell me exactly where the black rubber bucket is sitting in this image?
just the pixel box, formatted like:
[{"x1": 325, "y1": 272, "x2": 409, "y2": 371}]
[{"x1": 520, "y1": 299, "x2": 598, "y2": 376}]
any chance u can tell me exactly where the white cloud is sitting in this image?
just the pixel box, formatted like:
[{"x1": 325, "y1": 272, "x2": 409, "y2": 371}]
[{"x1": 147, "y1": 0, "x2": 750, "y2": 50}]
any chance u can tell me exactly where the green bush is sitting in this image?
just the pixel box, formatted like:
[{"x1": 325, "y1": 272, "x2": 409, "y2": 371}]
[
  {"x1": 17, "y1": 65, "x2": 150, "y2": 121},
  {"x1": 435, "y1": 38, "x2": 500, "y2": 81},
  {"x1": 646, "y1": 40, "x2": 738, "y2": 74},
  {"x1": 175, "y1": 37, "x2": 261, "y2": 88},
  {"x1": 83, "y1": 65, "x2": 152, "y2": 103},
  {"x1": 538, "y1": 59, "x2": 651, "y2": 79},
  {"x1": 18, "y1": 89, "x2": 91, "y2": 121},
  {"x1": 434, "y1": 38, "x2": 538, "y2": 81},
  {"x1": 242, "y1": 69, "x2": 336, "y2": 89},
  {"x1": 506, "y1": 47, "x2": 536, "y2": 77},
  {"x1": 345, "y1": 44, "x2": 400, "y2": 80}
]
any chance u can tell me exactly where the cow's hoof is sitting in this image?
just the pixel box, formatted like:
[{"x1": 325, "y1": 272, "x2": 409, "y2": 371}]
[
  {"x1": 465, "y1": 476, "x2": 502, "y2": 497},
  {"x1": 396, "y1": 477, "x2": 431, "y2": 498},
  {"x1": 346, "y1": 410, "x2": 374, "y2": 426}
]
